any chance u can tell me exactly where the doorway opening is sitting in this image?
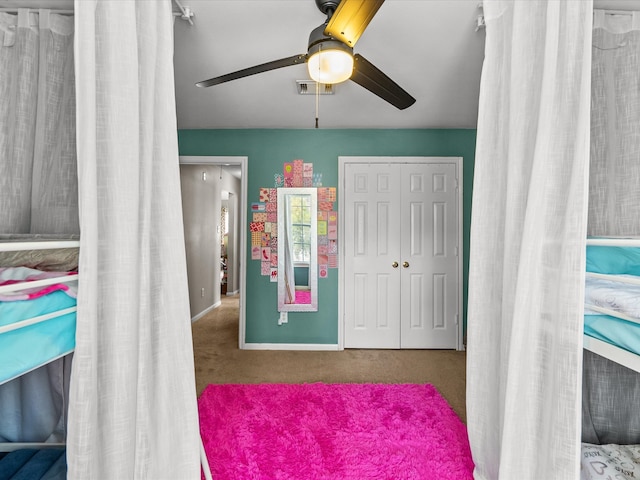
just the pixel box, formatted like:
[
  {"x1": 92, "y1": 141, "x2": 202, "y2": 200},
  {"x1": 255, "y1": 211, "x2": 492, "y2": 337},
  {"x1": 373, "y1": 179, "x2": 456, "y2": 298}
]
[{"x1": 179, "y1": 156, "x2": 248, "y2": 349}]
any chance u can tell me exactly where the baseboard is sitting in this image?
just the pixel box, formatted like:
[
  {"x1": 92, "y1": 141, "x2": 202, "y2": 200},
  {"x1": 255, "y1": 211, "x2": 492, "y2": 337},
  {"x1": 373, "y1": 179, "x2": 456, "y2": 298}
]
[
  {"x1": 225, "y1": 290, "x2": 239, "y2": 296},
  {"x1": 191, "y1": 301, "x2": 221, "y2": 323},
  {"x1": 242, "y1": 343, "x2": 341, "y2": 351}
]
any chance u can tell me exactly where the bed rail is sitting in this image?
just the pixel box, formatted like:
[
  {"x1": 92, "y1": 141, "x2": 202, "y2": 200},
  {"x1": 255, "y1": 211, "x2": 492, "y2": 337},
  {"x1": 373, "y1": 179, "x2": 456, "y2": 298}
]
[{"x1": 0, "y1": 240, "x2": 79, "y2": 252}]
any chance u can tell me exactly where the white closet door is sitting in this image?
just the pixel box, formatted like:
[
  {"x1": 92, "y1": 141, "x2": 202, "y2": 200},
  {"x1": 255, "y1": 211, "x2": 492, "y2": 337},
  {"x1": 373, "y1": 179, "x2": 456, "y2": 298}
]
[
  {"x1": 400, "y1": 163, "x2": 459, "y2": 348},
  {"x1": 344, "y1": 163, "x2": 403, "y2": 348},
  {"x1": 343, "y1": 160, "x2": 460, "y2": 349}
]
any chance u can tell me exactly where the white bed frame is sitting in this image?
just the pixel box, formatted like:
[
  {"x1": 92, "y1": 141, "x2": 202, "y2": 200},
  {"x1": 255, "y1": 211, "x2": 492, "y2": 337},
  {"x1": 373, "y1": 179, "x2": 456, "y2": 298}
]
[
  {"x1": 0, "y1": 238, "x2": 213, "y2": 480},
  {"x1": 0, "y1": 239, "x2": 79, "y2": 458},
  {"x1": 0, "y1": 238, "x2": 79, "y2": 387},
  {"x1": 584, "y1": 237, "x2": 640, "y2": 374}
]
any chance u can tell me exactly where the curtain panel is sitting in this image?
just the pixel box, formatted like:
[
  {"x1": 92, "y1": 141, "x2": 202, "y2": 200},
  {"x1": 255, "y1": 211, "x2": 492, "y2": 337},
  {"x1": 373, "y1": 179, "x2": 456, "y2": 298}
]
[
  {"x1": 589, "y1": 10, "x2": 640, "y2": 236},
  {"x1": 466, "y1": 1, "x2": 592, "y2": 478},
  {"x1": 68, "y1": 1, "x2": 200, "y2": 478},
  {"x1": 0, "y1": 9, "x2": 77, "y2": 234}
]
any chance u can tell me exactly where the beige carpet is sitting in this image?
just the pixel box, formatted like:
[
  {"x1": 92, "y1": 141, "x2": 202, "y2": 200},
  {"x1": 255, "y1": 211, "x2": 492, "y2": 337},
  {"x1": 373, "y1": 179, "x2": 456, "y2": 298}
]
[{"x1": 192, "y1": 294, "x2": 467, "y2": 422}]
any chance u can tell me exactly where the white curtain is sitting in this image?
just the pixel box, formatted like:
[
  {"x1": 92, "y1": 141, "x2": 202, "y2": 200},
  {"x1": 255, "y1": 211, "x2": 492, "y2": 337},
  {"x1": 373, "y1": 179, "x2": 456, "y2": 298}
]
[
  {"x1": 466, "y1": 1, "x2": 592, "y2": 479},
  {"x1": 0, "y1": 9, "x2": 77, "y2": 234},
  {"x1": 68, "y1": 1, "x2": 200, "y2": 478},
  {"x1": 283, "y1": 196, "x2": 296, "y2": 303},
  {"x1": 0, "y1": 7, "x2": 76, "y2": 444},
  {"x1": 589, "y1": 10, "x2": 640, "y2": 236}
]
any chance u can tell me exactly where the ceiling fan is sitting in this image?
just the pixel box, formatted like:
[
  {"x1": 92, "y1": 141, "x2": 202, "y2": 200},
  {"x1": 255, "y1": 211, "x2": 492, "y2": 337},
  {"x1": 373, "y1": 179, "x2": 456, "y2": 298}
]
[{"x1": 196, "y1": 0, "x2": 416, "y2": 110}]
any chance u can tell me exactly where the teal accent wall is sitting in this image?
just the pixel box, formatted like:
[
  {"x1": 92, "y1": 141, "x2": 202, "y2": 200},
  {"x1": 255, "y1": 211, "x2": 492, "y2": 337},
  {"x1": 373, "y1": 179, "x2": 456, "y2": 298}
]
[{"x1": 178, "y1": 129, "x2": 476, "y2": 345}]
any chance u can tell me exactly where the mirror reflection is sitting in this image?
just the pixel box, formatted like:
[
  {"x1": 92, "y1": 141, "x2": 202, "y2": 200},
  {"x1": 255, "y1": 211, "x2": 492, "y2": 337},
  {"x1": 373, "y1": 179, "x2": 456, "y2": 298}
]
[{"x1": 278, "y1": 187, "x2": 318, "y2": 312}]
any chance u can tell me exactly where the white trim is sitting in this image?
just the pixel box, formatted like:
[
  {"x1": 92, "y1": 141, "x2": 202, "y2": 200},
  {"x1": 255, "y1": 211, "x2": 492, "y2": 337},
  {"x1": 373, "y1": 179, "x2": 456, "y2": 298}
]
[
  {"x1": 242, "y1": 343, "x2": 340, "y2": 351},
  {"x1": 0, "y1": 240, "x2": 79, "y2": 252},
  {"x1": 586, "y1": 271, "x2": 640, "y2": 286},
  {"x1": 179, "y1": 156, "x2": 248, "y2": 349},
  {"x1": 584, "y1": 335, "x2": 640, "y2": 373},
  {"x1": 457, "y1": 158, "x2": 464, "y2": 351},
  {"x1": 338, "y1": 156, "x2": 464, "y2": 351},
  {"x1": 0, "y1": 274, "x2": 78, "y2": 294},
  {"x1": 585, "y1": 304, "x2": 640, "y2": 325},
  {"x1": 0, "y1": 307, "x2": 77, "y2": 335},
  {"x1": 190, "y1": 302, "x2": 220, "y2": 323},
  {"x1": 587, "y1": 236, "x2": 640, "y2": 247},
  {"x1": 179, "y1": 156, "x2": 243, "y2": 166}
]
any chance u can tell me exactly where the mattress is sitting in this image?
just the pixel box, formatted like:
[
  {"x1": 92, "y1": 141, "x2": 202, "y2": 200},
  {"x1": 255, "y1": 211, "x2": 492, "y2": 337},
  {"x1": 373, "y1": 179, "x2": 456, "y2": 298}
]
[{"x1": 0, "y1": 267, "x2": 77, "y2": 385}]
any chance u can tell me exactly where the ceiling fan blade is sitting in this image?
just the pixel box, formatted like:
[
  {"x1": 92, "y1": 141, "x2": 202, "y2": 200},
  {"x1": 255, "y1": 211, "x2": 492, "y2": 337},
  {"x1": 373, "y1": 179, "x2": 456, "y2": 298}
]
[
  {"x1": 324, "y1": 0, "x2": 385, "y2": 47},
  {"x1": 350, "y1": 54, "x2": 415, "y2": 110},
  {"x1": 196, "y1": 54, "x2": 307, "y2": 88}
]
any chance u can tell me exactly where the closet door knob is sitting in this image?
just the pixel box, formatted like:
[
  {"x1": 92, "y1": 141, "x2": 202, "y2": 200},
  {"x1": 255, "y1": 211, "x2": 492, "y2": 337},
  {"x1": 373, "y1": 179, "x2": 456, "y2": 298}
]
[
  {"x1": 392, "y1": 262, "x2": 399, "y2": 268},
  {"x1": 403, "y1": 261, "x2": 409, "y2": 268}
]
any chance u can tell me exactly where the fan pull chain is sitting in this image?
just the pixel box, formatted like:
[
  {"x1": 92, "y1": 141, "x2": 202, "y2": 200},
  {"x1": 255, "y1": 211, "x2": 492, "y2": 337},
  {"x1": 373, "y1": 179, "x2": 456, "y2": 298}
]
[
  {"x1": 315, "y1": 81, "x2": 320, "y2": 128},
  {"x1": 315, "y1": 45, "x2": 321, "y2": 128}
]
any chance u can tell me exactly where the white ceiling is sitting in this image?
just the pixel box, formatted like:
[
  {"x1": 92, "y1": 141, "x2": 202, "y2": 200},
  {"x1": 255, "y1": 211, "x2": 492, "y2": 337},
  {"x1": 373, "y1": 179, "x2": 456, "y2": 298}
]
[
  {"x1": 173, "y1": 0, "x2": 487, "y2": 130},
  {"x1": 5, "y1": 0, "x2": 640, "y2": 131}
]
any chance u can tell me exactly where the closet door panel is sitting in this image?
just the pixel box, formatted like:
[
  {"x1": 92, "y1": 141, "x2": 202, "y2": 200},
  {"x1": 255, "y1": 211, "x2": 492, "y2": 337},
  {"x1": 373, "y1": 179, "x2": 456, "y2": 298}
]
[
  {"x1": 343, "y1": 159, "x2": 460, "y2": 350},
  {"x1": 401, "y1": 163, "x2": 458, "y2": 349},
  {"x1": 344, "y1": 164, "x2": 401, "y2": 348}
]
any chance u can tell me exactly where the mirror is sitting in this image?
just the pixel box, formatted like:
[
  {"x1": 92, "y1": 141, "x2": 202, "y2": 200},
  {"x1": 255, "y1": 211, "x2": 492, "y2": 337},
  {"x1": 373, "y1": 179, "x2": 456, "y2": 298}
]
[{"x1": 277, "y1": 187, "x2": 318, "y2": 312}]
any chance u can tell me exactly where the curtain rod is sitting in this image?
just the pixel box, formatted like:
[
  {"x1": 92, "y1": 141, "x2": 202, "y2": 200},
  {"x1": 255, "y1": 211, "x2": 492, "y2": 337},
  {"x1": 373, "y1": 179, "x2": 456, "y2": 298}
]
[
  {"x1": 0, "y1": 8, "x2": 73, "y2": 14},
  {"x1": 474, "y1": 4, "x2": 636, "y2": 31},
  {"x1": 173, "y1": 0, "x2": 194, "y2": 25},
  {"x1": 0, "y1": 1, "x2": 194, "y2": 23}
]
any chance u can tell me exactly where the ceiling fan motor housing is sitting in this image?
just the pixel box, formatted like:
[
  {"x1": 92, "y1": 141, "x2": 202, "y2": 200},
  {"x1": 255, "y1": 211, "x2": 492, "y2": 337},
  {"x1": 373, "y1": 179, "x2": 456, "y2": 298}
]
[
  {"x1": 315, "y1": 0, "x2": 340, "y2": 16},
  {"x1": 307, "y1": 23, "x2": 353, "y2": 56}
]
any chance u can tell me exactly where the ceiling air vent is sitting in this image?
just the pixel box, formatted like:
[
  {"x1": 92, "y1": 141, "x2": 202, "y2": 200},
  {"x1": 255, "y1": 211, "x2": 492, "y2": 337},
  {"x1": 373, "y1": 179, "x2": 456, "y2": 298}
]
[{"x1": 296, "y1": 81, "x2": 335, "y2": 95}]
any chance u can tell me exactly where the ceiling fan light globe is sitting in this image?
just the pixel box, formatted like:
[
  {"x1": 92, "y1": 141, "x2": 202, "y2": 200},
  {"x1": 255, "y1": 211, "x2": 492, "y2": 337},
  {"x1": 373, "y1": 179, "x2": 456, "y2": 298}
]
[{"x1": 307, "y1": 48, "x2": 354, "y2": 84}]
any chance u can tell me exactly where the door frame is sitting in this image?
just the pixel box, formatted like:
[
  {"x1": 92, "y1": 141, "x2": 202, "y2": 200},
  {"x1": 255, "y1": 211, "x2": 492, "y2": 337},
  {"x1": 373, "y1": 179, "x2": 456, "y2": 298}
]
[
  {"x1": 338, "y1": 156, "x2": 464, "y2": 351},
  {"x1": 179, "y1": 155, "x2": 248, "y2": 350}
]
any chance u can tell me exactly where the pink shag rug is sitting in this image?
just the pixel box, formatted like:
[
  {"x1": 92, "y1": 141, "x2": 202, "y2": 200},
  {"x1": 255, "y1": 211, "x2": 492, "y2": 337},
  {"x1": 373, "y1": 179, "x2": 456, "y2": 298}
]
[{"x1": 198, "y1": 383, "x2": 474, "y2": 480}]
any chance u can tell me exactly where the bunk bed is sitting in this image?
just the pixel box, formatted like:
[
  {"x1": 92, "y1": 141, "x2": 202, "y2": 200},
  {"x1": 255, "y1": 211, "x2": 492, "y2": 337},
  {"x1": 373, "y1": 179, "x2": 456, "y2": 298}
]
[
  {"x1": 581, "y1": 237, "x2": 640, "y2": 479},
  {"x1": 0, "y1": 236, "x2": 213, "y2": 480},
  {"x1": 0, "y1": 235, "x2": 79, "y2": 479}
]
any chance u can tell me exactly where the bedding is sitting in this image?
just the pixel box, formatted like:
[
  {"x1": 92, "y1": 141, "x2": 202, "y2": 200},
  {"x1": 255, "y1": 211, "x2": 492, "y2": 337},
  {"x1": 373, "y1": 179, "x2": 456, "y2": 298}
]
[
  {"x1": 0, "y1": 267, "x2": 77, "y2": 385},
  {"x1": 587, "y1": 245, "x2": 640, "y2": 276},
  {"x1": 0, "y1": 235, "x2": 79, "y2": 272},
  {"x1": 585, "y1": 275, "x2": 640, "y2": 320},
  {"x1": 584, "y1": 244, "x2": 640, "y2": 356},
  {"x1": 581, "y1": 443, "x2": 640, "y2": 479},
  {"x1": 584, "y1": 315, "x2": 640, "y2": 357},
  {"x1": 0, "y1": 267, "x2": 77, "y2": 301},
  {"x1": 0, "y1": 248, "x2": 78, "y2": 272}
]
